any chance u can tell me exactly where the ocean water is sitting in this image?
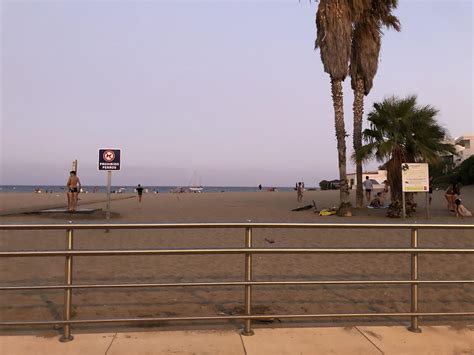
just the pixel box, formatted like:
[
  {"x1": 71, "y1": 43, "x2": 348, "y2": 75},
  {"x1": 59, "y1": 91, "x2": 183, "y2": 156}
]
[{"x1": 0, "y1": 185, "x2": 300, "y2": 193}]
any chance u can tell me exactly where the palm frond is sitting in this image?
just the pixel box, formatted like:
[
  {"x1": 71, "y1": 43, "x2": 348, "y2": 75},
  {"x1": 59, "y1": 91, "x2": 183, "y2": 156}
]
[
  {"x1": 315, "y1": 0, "x2": 352, "y2": 81},
  {"x1": 360, "y1": 95, "x2": 456, "y2": 168}
]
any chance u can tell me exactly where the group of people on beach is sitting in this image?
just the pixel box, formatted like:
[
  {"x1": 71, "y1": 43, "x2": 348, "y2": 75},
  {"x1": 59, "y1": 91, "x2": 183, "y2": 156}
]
[
  {"x1": 362, "y1": 176, "x2": 390, "y2": 208},
  {"x1": 34, "y1": 188, "x2": 54, "y2": 194},
  {"x1": 64, "y1": 170, "x2": 470, "y2": 217},
  {"x1": 445, "y1": 181, "x2": 472, "y2": 217},
  {"x1": 65, "y1": 170, "x2": 146, "y2": 212},
  {"x1": 363, "y1": 175, "x2": 471, "y2": 217}
]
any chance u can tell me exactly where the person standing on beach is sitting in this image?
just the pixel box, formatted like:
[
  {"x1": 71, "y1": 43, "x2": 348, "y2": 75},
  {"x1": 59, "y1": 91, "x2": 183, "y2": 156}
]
[
  {"x1": 136, "y1": 184, "x2": 144, "y2": 203},
  {"x1": 381, "y1": 180, "x2": 390, "y2": 203},
  {"x1": 66, "y1": 171, "x2": 81, "y2": 212},
  {"x1": 258, "y1": 184, "x2": 262, "y2": 191},
  {"x1": 296, "y1": 182, "x2": 304, "y2": 202},
  {"x1": 445, "y1": 181, "x2": 460, "y2": 212},
  {"x1": 362, "y1": 176, "x2": 373, "y2": 203}
]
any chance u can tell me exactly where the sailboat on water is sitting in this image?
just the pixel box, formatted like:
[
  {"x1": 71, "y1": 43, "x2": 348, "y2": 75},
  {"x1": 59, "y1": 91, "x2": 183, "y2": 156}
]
[{"x1": 188, "y1": 171, "x2": 204, "y2": 192}]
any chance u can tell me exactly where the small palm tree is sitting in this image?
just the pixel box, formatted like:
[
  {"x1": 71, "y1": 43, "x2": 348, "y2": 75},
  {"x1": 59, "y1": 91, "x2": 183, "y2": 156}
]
[
  {"x1": 355, "y1": 95, "x2": 455, "y2": 217},
  {"x1": 350, "y1": 0, "x2": 400, "y2": 208}
]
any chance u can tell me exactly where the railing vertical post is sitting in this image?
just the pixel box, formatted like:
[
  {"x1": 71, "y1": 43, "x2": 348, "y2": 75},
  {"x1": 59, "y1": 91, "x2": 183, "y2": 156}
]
[
  {"x1": 241, "y1": 227, "x2": 254, "y2": 336},
  {"x1": 408, "y1": 227, "x2": 421, "y2": 333},
  {"x1": 59, "y1": 228, "x2": 74, "y2": 342},
  {"x1": 402, "y1": 192, "x2": 406, "y2": 220}
]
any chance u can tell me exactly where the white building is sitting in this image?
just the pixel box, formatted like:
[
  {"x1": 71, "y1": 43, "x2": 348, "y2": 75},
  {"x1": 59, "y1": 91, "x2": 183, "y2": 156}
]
[
  {"x1": 454, "y1": 134, "x2": 474, "y2": 166},
  {"x1": 347, "y1": 170, "x2": 387, "y2": 189}
]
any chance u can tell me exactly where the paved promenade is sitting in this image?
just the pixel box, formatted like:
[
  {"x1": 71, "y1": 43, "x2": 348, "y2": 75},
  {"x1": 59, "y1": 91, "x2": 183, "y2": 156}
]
[{"x1": 1, "y1": 325, "x2": 473, "y2": 355}]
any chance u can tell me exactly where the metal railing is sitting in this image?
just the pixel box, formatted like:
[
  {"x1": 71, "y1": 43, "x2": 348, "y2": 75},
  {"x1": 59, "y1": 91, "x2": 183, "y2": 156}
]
[{"x1": 0, "y1": 223, "x2": 473, "y2": 342}]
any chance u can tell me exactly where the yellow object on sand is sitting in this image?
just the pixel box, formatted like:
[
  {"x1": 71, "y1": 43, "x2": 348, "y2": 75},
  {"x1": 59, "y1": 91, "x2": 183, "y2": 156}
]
[{"x1": 319, "y1": 209, "x2": 337, "y2": 216}]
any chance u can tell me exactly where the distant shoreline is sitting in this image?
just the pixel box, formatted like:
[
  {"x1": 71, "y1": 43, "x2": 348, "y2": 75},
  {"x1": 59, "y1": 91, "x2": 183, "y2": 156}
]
[{"x1": 0, "y1": 185, "x2": 318, "y2": 193}]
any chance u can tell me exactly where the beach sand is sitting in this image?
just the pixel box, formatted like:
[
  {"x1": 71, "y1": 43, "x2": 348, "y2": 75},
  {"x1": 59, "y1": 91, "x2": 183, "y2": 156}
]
[{"x1": 0, "y1": 189, "x2": 473, "y2": 333}]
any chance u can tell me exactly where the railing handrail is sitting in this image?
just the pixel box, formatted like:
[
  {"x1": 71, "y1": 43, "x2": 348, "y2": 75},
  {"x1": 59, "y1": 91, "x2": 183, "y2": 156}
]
[
  {"x1": 0, "y1": 222, "x2": 473, "y2": 341},
  {"x1": 1, "y1": 279, "x2": 474, "y2": 292},
  {"x1": 2, "y1": 311, "x2": 474, "y2": 327},
  {"x1": 1, "y1": 248, "x2": 473, "y2": 257},
  {"x1": 0, "y1": 222, "x2": 473, "y2": 230}
]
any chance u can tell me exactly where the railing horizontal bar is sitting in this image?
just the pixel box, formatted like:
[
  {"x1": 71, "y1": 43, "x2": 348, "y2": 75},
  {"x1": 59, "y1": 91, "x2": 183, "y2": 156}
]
[
  {"x1": 1, "y1": 312, "x2": 474, "y2": 326},
  {"x1": 1, "y1": 222, "x2": 473, "y2": 337},
  {"x1": 1, "y1": 248, "x2": 473, "y2": 257},
  {"x1": 1, "y1": 279, "x2": 474, "y2": 291},
  {"x1": 0, "y1": 223, "x2": 473, "y2": 231}
]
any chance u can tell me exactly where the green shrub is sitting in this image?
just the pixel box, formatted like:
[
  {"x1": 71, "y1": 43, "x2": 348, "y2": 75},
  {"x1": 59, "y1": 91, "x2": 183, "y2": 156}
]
[
  {"x1": 455, "y1": 156, "x2": 474, "y2": 185},
  {"x1": 319, "y1": 180, "x2": 330, "y2": 190},
  {"x1": 432, "y1": 156, "x2": 474, "y2": 187}
]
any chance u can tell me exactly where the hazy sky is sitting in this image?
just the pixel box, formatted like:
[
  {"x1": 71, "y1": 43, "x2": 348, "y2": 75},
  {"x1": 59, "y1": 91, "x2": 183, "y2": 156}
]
[{"x1": 1, "y1": 0, "x2": 473, "y2": 186}]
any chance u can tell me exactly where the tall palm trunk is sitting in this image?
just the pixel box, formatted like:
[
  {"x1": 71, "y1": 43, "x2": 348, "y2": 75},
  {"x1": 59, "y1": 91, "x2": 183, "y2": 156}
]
[
  {"x1": 352, "y1": 77, "x2": 365, "y2": 208},
  {"x1": 386, "y1": 150, "x2": 403, "y2": 218},
  {"x1": 330, "y1": 78, "x2": 351, "y2": 216}
]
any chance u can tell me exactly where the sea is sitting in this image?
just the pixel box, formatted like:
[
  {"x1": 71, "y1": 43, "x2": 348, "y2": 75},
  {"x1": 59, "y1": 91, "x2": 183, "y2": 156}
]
[{"x1": 0, "y1": 185, "x2": 302, "y2": 193}]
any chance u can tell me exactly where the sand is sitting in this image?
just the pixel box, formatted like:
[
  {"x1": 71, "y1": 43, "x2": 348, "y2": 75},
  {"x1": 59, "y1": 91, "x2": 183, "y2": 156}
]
[{"x1": 0, "y1": 188, "x2": 473, "y2": 333}]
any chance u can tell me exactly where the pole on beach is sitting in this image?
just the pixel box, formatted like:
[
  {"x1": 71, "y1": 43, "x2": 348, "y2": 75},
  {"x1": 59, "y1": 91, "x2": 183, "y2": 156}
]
[
  {"x1": 60, "y1": 228, "x2": 74, "y2": 342},
  {"x1": 242, "y1": 227, "x2": 254, "y2": 336},
  {"x1": 99, "y1": 149, "x2": 120, "y2": 231},
  {"x1": 402, "y1": 192, "x2": 406, "y2": 220},
  {"x1": 106, "y1": 171, "x2": 112, "y2": 220},
  {"x1": 426, "y1": 192, "x2": 430, "y2": 220}
]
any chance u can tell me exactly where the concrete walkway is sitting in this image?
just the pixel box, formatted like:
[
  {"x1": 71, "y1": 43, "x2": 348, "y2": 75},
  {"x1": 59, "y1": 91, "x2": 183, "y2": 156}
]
[{"x1": 1, "y1": 325, "x2": 473, "y2": 355}]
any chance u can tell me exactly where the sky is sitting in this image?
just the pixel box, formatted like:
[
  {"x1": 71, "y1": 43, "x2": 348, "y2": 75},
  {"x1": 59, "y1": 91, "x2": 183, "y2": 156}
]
[{"x1": 1, "y1": 0, "x2": 473, "y2": 187}]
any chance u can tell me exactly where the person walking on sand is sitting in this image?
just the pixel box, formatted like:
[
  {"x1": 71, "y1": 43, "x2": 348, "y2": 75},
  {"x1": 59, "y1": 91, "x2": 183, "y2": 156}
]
[
  {"x1": 136, "y1": 184, "x2": 144, "y2": 203},
  {"x1": 296, "y1": 182, "x2": 304, "y2": 202},
  {"x1": 362, "y1": 176, "x2": 373, "y2": 204},
  {"x1": 66, "y1": 171, "x2": 81, "y2": 212}
]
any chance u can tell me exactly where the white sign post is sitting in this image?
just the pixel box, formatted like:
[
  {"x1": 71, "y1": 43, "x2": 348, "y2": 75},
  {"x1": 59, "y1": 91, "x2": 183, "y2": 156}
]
[
  {"x1": 106, "y1": 171, "x2": 112, "y2": 220},
  {"x1": 401, "y1": 163, "x2": 430, "y2": 220},
  {"x1": 98, "y1": 149, "x2": 121, "y2": 221}
]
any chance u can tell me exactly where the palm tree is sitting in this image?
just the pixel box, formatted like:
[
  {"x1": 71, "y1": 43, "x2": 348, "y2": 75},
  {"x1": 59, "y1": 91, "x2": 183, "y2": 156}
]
[
  {"x1": 355, "y1": 95, "x2": 456, "y2": 217},
  {"x1": 315, "y1": 0, "x2": 366, "y2": 216},
  {"x1": 350, "y1": 0, "x2": 400, "y2": 208}
]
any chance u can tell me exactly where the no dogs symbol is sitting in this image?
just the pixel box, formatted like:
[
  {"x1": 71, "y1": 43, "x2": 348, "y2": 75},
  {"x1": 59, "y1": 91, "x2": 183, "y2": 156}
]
[
  {"x1": 99, "y1": 149, "x2": 121, "y2": 170},
  {"x1": 103, "y1": 150, "x2": 115, "y2": 162}
]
